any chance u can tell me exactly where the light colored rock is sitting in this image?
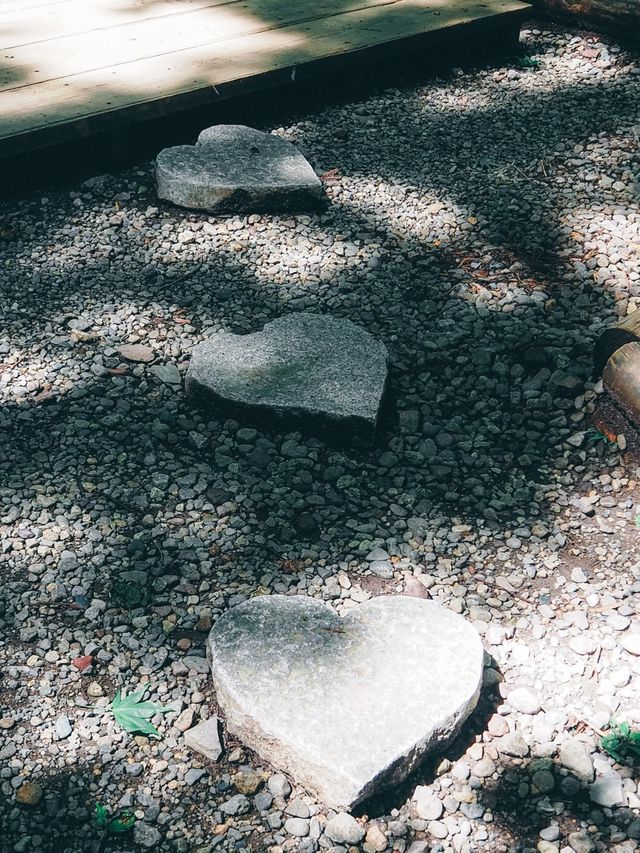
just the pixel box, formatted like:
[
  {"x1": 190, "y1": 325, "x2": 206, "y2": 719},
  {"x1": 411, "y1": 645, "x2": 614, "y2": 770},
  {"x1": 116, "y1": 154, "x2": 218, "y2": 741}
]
[
  {"x1": 495, "y1": 732, "x2": 529, "y2": 757},
  {"x1": 365, "y1": 824, "x2": 388, "y2": 852},
  {"x1": 473, "y1": 756, "x2": 496, "y2": 778},
  {"x1": 569, "y1": 635, "x2": 597, "y2": 655},
  {"x1": 183, "y1": 717, "x2": 222, "y2": 761},
  {"x1": 284, "y1": 817, "x2": 310, "y2": 837},
  {"x1": 207, "y1": 595, "x2": 483, "y2": 809},
  {"x1": 568, "y1": 830, "x2": 595, "y2": 853},
  {"x1": 558, "y1": 738, "x2": 594, "y2": 783},
  {"x1": 285, "y1": 799, "x2": 310, "y2": 818},
  {"x1": 181, "y1": 655, "x2": 210, "y2": 673},
  {"x1": 413, "y1": 786, "x2": 443, "y2": 820},
  {"x1": 174, "y1": 707, "x2": 195, "y2": 732},
  {"x1": 55, "y1": 714, "x2": 72, "y2": 739},
  {"x1": 86, "y1": 681, "x2": 104, "y2": 698},
  {"x1": 117, "y1": 344, "x2": 154, "y2": 363},
  {"x1": 156, "y1": 125, "x2": 324, "y2": 213},
  {"x1": 620, "y1": 632, "x2": 640, "y2": 656},
  {"x1": 589, "y1": 772, "x2": 625, "y2": 807},
  {"x1": 185, "y1": 768, "x2": 206, "y2": 785},
  {"x1": 324, "y1": 813, "x2": 365, "y2": 844},
  {"x1": 428, "y1": 820, "x2": 448, "y2": 839},
  {"x1": 507, "y1": 687, "x2": 541, "y2": 714},
  {"x1": 268, "y1": 772, "x2": 291, "y2": 798},
  {"x1": 186, "y1": 313, "x2": 388, "y2": 445}
]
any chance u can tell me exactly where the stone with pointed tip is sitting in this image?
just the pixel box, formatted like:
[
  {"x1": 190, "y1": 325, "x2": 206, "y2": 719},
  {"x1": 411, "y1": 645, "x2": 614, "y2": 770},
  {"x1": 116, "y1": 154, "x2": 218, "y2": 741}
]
[{"x1": 207, "y1": 595, "x2": 483, "y2": 809}]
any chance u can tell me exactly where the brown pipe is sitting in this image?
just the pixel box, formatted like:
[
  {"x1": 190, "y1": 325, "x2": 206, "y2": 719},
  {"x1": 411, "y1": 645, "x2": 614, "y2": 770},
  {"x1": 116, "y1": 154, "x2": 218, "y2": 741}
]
[
  {"x1": 603, "y1": 342, "x2": 640, "y2": 426},
  {"x1": 595, "y1": 309, "x2": 640, "y2": 376}
]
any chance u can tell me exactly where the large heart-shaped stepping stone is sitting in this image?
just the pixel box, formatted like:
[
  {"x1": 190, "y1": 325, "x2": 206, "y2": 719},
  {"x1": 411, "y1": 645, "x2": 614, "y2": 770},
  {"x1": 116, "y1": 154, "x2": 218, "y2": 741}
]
[
  {"x1": 207, "y1": 595, "x2": 484, "y2": 809},
  {"x1": 186, "y1": 313, "x2": 388, "y2": 444},
  {"x1": 156, "y1": 125, "x2": 325, "y2": 213}
]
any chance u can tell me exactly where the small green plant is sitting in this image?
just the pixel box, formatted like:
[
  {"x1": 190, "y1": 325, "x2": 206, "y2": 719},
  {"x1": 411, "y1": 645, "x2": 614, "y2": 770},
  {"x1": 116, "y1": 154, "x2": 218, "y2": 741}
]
[
  {"x1": 585, "y1": 427, "x2": 615, "y2": 446},
  {"x1": 518, "y1": 55, "x2": 540, "y2": 69},
  {"x1": 600, "y1": 721, "x2": 640, "y2": 763},
  {"x1": 95, "y1": 802, "x2": 136, "y2": 834},
  {"x1": 635, "y1": 512, "x2": 640, "y2": 530},
  {"x1": 110, "y1": 686, "x2": 172, "y2": 738}
]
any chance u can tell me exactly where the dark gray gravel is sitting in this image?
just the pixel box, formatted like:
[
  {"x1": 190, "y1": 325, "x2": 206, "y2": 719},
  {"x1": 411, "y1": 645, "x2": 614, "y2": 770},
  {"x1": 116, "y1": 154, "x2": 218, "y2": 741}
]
[{"x1": 1, "y1": 20, "x2": 639, "y2": 853}]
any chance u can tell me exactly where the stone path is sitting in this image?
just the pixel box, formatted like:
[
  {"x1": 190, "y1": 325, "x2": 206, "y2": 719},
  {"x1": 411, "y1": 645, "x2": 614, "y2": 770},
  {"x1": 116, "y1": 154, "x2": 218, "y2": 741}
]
[
  {"x1": 208, "y1": 595, "x2": 483, "y2": 809},
  {"x1": 0, "y1": 19, "x2": 639, "y2": 853},
  {"x1": 186, "y1": 313, "x2": 388, "y2": 445},
  {"x1": 156, "y1": 125, "x2": 325, "y2": 214}
]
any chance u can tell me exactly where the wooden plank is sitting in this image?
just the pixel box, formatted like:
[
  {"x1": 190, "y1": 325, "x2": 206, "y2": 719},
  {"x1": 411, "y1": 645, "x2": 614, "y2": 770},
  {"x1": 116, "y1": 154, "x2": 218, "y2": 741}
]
[
  {"x1": 528, "y1": 0, "x2": 639, "y2": 42},
  {"x1": 1, "y1": 0, "x2": 245, "y2": 48},
  {"x1": 0, "y1": 0, "x2": 403, "y2": 91},
  {"x1": 0, "y1": 0, "x2": 528, "y2": 158},
  {"x1": 0, "y1": 0, "x2": 68, "y2": 12}
]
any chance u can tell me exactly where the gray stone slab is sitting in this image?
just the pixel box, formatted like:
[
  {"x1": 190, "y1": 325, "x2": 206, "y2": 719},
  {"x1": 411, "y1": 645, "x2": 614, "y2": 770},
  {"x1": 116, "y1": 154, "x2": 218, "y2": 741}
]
[
  {"x1": 183, "y1": 717, "x2": 223, "y2": 762},
  {"x1": 186, "y1": 313, "x2": 388, "y2": 445},
  {"x1": 207, "y1": 595, "x2": 483, "y2": 810},
  {"x1": 155, "y1": 125, "x2": 325, "y2": 213}
]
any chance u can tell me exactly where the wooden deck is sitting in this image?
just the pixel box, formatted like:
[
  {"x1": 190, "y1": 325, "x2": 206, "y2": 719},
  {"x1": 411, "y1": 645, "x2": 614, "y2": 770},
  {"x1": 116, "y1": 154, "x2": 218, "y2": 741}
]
[{"x1": 0, "y1": 0, "x2": 529, "y2": 161}]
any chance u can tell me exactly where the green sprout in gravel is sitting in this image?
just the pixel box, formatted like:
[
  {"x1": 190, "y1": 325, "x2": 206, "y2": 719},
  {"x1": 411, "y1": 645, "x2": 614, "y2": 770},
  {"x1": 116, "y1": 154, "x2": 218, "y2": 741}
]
[
  {"x1": 600, "y1": 721, "x2": 640, "y2": 764},
  {"x1": 517, "y1": 55, "x2": 540, "y2": 69},
  {"x1": 95, "y1": 802, "x2": 136, "y2": 835},
  {"x1": 585, "y1": 427, "x2": 616, "y2": 446}
]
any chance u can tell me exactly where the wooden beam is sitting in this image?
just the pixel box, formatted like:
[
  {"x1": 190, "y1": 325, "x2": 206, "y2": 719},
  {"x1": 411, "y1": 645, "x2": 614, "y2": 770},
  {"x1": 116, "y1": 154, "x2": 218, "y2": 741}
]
[
  {"x1": 527, "y1": 0, "x2": 640, "y2": 42},
  {"x1": 0, "y1": 0, "x2": 528, "y2": 160}
]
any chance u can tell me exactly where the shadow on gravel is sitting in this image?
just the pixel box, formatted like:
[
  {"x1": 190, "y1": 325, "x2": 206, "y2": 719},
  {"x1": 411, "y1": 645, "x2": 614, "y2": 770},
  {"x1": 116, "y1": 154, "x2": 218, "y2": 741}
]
[
  {"x1": 477, "y1": 754, "x2": 638, "y2": 852},
  {"x1": 2, "y1": 44, "x2": 635, "y2": 641},
  {"x1": 354, "y1": 666, "x2": 502, "y2": 820},
  {"x1": 0, "y1": 767, "x2": 104, "y2": 853}
]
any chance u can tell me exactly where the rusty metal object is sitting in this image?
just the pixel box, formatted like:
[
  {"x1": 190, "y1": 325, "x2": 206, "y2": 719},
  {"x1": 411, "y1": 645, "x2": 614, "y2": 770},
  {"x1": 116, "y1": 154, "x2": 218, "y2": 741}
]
[
  {"x1": 603, "y1": 342, "x2": 640, "y2": 426},
  {"x1": 528, "y1": 0, "x2": 640, "y2": 40},
  {"x1": 595, "y1": 309, "x2": 640, "y2": 375}
]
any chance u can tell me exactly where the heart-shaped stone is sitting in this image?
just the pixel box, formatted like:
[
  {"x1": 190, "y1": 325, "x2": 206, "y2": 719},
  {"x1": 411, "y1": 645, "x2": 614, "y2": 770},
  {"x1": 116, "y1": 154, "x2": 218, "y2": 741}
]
[
  {"x1": 186, "y1": 313, "x2": 388, "y2": 444},
  {"x1": 156, "y1": 125, "x2": 325, "y2": 213},
  {"x1": 207, "y1": 595, "x2": 483, "y2": 809}
]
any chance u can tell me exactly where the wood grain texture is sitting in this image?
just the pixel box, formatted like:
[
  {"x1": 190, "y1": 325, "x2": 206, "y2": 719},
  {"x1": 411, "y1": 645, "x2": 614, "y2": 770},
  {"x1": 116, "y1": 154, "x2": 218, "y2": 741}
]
[{"x1": 0, "y1": 0, "x2": 528, "y2": 159}]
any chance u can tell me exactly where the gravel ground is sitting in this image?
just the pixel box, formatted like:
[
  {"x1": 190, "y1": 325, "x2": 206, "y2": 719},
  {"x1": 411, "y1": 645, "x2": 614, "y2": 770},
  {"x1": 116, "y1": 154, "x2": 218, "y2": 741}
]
[{"x1": 1, "y1": 19, "x2": 640, "y2": 853}]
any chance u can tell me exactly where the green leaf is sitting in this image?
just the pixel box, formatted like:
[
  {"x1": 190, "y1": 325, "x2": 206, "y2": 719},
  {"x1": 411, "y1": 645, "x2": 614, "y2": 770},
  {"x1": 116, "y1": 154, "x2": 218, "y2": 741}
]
[
  {"x1": 600, "y1": 720, "x2": 640, "y2": 765},
  {"x1": 108, "y1": 813, "x2": 136, "y2": 833},
  {"x1": 95, "y1": 803, "x2": 109, "y2": 827},
  {"x1": 110, "y1": 686, "x2": 171, "y2": 738},
  {"x1": 518, "y1": 56, "x2": 540, "y2": 68}
]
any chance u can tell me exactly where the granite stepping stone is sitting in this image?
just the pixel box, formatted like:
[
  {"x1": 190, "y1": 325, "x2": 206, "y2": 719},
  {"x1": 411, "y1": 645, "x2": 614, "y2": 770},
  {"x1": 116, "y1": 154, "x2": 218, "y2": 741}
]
[
  {"x1": 185, "y1": 313, "x2": 388, "y2": 444},
  {"x1": 207, "y1": 595, "x2": 484, "y2": 810},
  {"x1": 155, "y1": 125, "x2": 325, "y2": 213}
]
